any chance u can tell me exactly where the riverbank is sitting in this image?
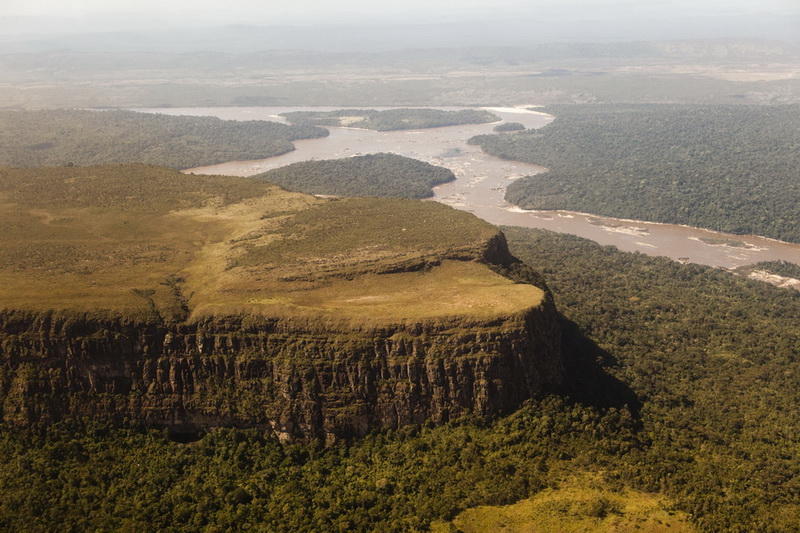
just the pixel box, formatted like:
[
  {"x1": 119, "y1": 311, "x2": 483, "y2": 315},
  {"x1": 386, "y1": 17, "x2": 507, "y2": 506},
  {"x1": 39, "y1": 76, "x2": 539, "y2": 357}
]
[{"x1": 136, "y1": 105, "x2": 799, "y2": 285}]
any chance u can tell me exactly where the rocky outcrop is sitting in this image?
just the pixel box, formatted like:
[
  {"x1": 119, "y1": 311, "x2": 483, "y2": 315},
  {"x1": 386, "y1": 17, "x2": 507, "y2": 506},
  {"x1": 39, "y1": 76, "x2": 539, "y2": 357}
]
[{"x1": 0, "y1": 293, "x2": 562, "y2": 444}]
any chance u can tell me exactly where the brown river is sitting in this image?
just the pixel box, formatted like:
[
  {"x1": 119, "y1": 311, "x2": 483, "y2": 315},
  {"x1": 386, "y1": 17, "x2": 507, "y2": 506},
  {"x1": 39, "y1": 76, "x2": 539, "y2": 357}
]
[{"x1": 137, "y1": 106, "x2": 800, "y2": 288}]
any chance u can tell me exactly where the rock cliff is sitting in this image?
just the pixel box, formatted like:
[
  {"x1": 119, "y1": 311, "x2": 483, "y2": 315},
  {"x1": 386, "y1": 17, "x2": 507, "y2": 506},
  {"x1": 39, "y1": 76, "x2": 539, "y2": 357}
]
[{"x1": 0, "y1": 279, "x2": 561, "y2": 444}]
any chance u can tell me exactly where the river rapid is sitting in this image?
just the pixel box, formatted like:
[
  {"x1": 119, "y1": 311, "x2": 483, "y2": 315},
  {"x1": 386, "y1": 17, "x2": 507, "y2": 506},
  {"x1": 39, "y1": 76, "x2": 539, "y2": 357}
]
[{"x1": 137, "y1": 106, "x2": 800, "y2": 287}]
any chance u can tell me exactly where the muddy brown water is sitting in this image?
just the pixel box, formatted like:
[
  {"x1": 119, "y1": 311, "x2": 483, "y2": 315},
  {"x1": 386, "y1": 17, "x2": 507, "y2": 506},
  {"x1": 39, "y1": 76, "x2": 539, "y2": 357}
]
[{"x1": 136, "y1": 106, "x2": 800, "y2": 281}]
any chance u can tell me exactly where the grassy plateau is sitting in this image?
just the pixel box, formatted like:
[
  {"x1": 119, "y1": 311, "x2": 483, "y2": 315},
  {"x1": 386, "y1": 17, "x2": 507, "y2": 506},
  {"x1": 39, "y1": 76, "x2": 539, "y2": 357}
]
[{"x1": 0, "y1": 164, "x2": 542, "y2": 325}]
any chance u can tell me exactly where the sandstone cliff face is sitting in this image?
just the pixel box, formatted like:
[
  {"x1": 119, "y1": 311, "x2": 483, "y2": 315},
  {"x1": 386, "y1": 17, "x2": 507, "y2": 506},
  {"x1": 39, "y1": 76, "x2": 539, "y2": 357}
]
[{"x1": 0, "y1": 298, "x2": 561, "y2": 443}]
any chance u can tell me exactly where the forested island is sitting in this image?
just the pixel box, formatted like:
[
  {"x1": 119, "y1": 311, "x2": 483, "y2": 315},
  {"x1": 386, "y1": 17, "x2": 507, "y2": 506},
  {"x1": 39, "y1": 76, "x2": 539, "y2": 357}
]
[
  {"x1": 493, "y1": 122, "x2": 526, "y2": 132},
  {"x1": 1, "y1": 226, "x2": 797, "y2": 531},
  {"x1": 0, "y1": 110, "x2": 328, "y2": 169},
  {"x1": 252, "y1": 153, "x2": 455, "y2": 198},
  {"x1": 280, "y1": 108, "x2": 499, "y2": 131},
  {"x1": 469, "y1": 104, "x2": 800, "y2": 243}
]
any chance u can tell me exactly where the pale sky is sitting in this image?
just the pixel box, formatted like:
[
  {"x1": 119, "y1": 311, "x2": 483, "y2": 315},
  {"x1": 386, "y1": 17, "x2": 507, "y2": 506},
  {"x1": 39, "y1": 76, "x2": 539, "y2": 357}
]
[{"x1": 4, "y1": 0, "x2": 797, "y2": 23}]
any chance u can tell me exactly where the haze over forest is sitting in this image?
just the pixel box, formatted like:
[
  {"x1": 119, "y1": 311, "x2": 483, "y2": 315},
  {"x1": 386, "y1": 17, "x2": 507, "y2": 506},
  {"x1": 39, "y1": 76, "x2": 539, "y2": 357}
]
[{"x1": 2, "y1": 0, "x2": 799, "y2": 53}]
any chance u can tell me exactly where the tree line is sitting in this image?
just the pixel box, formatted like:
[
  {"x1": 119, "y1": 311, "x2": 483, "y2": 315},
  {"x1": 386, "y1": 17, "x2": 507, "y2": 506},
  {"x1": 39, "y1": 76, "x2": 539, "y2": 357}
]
[
  {"x1": 281, "y1": 108, "x2": 499, "y2": 131},
  {"x1": 469, "y1": 104, "x2": 800, "y2": 243}
]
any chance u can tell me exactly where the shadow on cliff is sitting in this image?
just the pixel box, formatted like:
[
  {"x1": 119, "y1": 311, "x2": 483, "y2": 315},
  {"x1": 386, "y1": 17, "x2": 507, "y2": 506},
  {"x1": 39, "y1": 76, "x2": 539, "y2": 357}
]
[{"x1": 557, "y1": 316, "x2": 641, "y2": 415}]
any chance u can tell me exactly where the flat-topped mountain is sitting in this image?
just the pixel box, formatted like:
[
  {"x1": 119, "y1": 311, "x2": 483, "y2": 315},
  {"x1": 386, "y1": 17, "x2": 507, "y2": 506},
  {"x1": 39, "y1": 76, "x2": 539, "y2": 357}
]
[{"x1": 0, "y1": 164, "x2": 562, "y2": 442}]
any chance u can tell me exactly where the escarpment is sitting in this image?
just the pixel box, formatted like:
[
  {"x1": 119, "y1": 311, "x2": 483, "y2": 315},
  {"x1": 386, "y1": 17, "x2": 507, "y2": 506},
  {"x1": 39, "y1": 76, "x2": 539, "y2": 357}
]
[
  {"x1": 0, "y1": 300, "x2": 561, "y2": 443},
  {"x1": 0, "y1": 164, "x2": 563, "y2": 442}
]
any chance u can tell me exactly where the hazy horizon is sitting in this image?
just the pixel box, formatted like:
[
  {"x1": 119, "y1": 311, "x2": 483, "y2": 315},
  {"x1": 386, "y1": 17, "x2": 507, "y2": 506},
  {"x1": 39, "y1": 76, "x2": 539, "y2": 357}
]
[{"x1": 2, "y1": 0, "x2": 798, "y2": 52}]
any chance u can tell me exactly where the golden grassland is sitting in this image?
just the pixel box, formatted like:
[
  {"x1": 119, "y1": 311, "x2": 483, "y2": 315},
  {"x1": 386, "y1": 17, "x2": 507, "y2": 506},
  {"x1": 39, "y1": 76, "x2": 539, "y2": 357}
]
[
  {"x1": 0, "y1": 164, "x2": 542, "y2": 324},
  {"x1": 434, "y1": 471, "x2": 697, "y2": 533},
  {"x1": 198, "y1": 261, "x2": 542, "y2": 323}
]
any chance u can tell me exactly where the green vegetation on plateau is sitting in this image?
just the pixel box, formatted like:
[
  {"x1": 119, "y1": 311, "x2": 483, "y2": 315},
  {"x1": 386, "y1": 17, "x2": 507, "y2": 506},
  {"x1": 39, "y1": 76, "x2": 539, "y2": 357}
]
[
  {"x1": 0, "y1": 109, "x2": 328, "y2": 169},
  {"x1": 253, "y1": 152, "x2": 455, "y2": 199},
  {"x1": 470, "y1": 104, "x2": 800, "y2": 242},
  {"x1": 280, "y1": 108, "x2": 499, "y2": 131},
  {"x1": 0, "y1": 164, "x2": 279, "y2": 317},
  {"x1": 1, "y1": 226, "x2": 797, "y2": 531},
  {"x1": 0, "y1": 163, "x2": 531, "y2": 323}
]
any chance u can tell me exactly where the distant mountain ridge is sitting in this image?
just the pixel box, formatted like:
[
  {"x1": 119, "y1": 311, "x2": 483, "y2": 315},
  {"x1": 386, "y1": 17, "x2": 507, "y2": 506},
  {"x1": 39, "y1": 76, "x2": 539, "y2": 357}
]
[{"x1": 2, "y1": 7, "x2": 798, "y2": 53}]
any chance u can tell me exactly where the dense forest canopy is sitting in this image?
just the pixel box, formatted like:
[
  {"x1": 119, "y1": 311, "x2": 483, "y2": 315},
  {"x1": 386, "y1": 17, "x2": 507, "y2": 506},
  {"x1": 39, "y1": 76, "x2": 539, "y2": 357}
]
[
  {"x1": 252, "y1": 153, "x2": 455, "y2": 199},
  {"x1": 499, "y1": 228, "x2": 800, "y2": 532},
  {"x1": 0, "y1": 110, "x2": 328, "y2": 169},
  {"x1": 1, "y1": 228, "x2": 797, "y2": 531},
  {"x1": 280, "y1": 108, "x2": 499, "y2": 131},
  {"x1": 469, "y1": 104, "x2": 800, "y2": 243}
]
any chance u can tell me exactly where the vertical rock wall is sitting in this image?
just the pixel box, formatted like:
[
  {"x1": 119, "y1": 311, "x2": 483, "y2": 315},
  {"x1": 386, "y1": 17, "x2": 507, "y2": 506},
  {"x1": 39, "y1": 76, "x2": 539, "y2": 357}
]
[{"x1": 0, "y1": 301, "x2": 562, "y2": 443}]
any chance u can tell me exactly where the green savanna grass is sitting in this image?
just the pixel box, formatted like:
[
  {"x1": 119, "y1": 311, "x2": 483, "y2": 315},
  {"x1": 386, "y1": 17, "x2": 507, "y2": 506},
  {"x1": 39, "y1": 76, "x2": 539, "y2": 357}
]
[
  {"x1": 234, "y1": 196, "x2": 499, "y2": 273},
  {"x1": 0, "y1": 165, "x2": 542, "y2": 323}
]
